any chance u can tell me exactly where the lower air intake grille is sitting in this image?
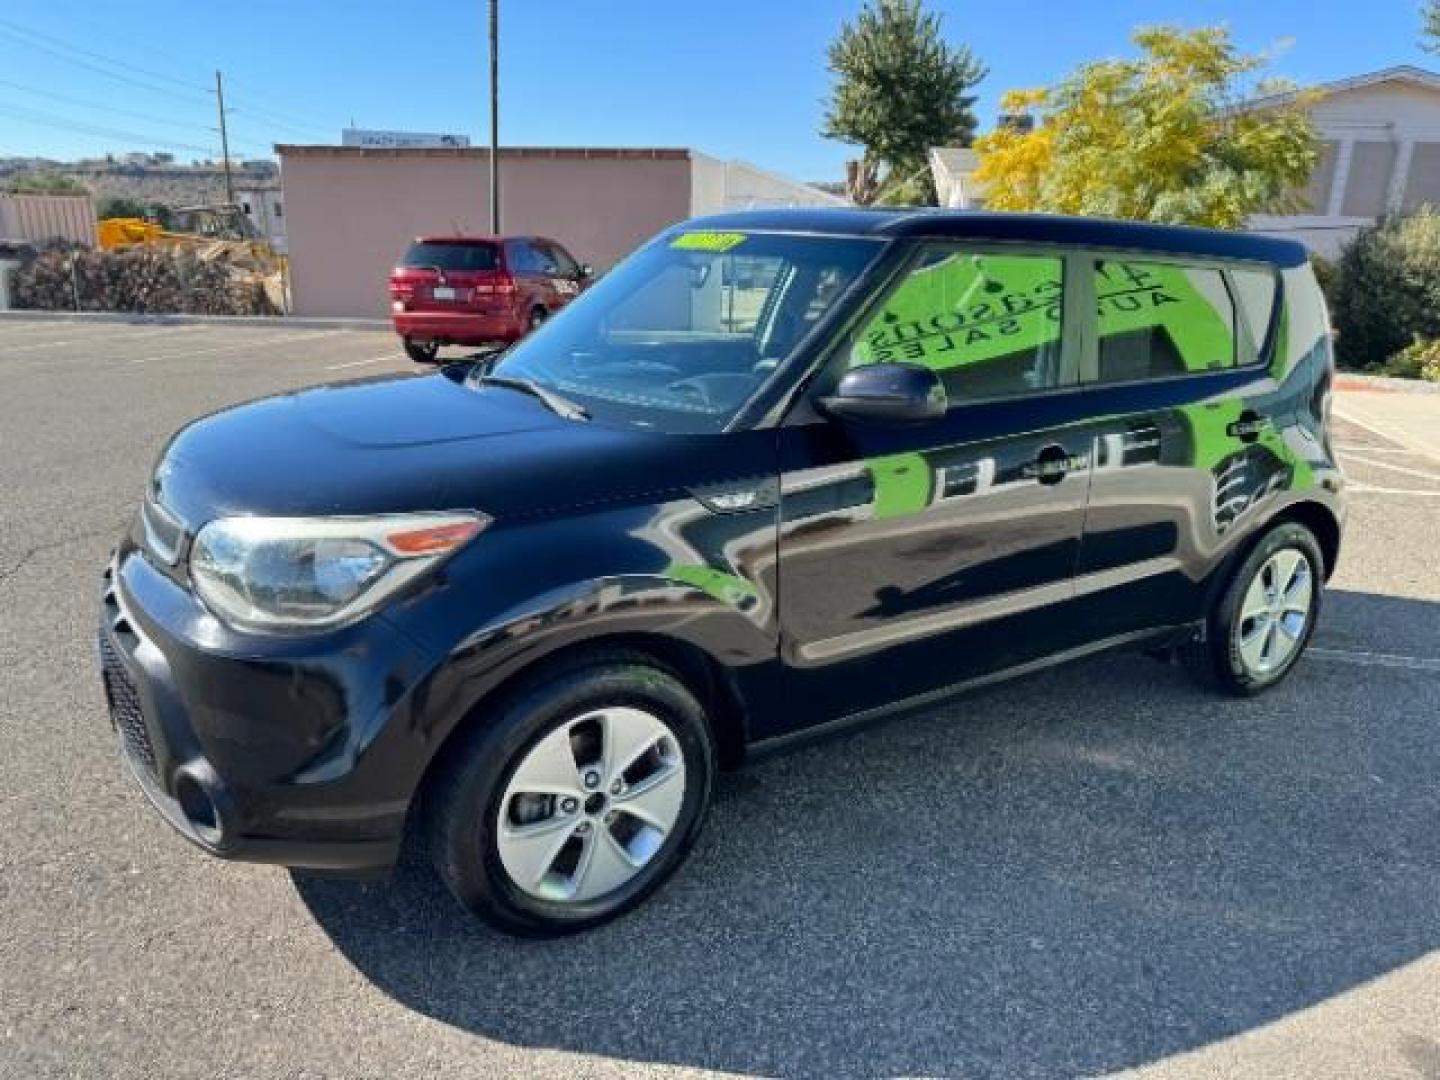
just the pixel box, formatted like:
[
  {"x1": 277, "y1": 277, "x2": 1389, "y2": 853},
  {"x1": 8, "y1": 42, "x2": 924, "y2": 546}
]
[{"x1": 99, "y1": 635, "x2": 156, "y2": 774}]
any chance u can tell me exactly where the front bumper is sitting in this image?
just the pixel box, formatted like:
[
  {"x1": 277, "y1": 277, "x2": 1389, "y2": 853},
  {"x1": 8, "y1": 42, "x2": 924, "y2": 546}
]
[{"x1": 97, "y1": 546, "x2": 442, "y2": 877}]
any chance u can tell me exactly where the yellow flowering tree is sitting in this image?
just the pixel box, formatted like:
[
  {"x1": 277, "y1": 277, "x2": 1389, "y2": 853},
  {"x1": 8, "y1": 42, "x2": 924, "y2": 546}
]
[{"x1": 974, "y1": 26, "x2": 1319, "y2": 229}]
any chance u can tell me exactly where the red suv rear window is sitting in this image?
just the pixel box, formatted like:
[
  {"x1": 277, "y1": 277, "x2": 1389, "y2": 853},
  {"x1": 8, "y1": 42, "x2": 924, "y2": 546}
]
[{"x1": 401, "y1": 242, "x2": 500, "y2": 273}]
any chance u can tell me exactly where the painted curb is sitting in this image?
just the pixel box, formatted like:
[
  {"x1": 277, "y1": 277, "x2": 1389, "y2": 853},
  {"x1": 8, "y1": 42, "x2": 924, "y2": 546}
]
[
  {"x1": 1334, "y1": 372, "x2": 1440, "y2": 395},
  {"x1": 0, "y1": 310, "x2": 389, "y2": 332}
]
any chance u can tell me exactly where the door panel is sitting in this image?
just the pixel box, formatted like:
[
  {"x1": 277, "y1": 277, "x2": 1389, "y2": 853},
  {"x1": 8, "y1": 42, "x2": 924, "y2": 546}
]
[
  {"x1": 772, "y1": 243, "x2": 1097, "y2": 734},
  {"x1": 774, "y1": 406, "x2": 1094, "y2": 731}
]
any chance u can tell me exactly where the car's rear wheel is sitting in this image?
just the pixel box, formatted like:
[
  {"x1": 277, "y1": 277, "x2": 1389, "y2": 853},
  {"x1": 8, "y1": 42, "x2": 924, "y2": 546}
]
[
  {"x1": 1183, "y1": 521, "x2": 1323, "y2": 696},
  {"x1": 423, "y1": 653, "x2": 715, "y2": 936},
  {"x1": 403, "y1": 338, "x2": 440, "y2": 364}
]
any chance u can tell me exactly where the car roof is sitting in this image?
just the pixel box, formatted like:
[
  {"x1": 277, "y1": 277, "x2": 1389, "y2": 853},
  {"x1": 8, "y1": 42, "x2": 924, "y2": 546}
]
[
  {"x1": 412, "y1": 235, "x2": 507, "y2": 244},
  {"x1": 679, "y1": 208, "x2": 1309, "y2": 268}
]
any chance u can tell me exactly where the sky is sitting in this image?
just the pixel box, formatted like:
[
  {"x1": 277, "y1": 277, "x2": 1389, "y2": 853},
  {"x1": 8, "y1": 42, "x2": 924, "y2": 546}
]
[{"x1": 0, "y1": 0, "x2": 1433, "y2": 183}]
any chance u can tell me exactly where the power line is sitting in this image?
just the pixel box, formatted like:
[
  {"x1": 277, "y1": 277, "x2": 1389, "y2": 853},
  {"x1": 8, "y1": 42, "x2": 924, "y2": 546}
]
[
  {"x1": 220, "y1": 82, "x2": 337, "y2": 137},
  {"x1": 0, "y1": 15, "x2": 339, "y2": 141},
  {"x1": 0, "y1": 77, "x2": 210, "y2": 133},
  {"x1": 0, "y1": 15, "x2": 210, "y2": 94},
  {"x1": 0, "y1": 24, "x2": 212, "y2": 107},
  {"x1": 0, "y1": 103, "x2": 216, "y2": 156},
  {"x1": 228, "y1": 105, "x2": 329, "y2": 141},
  {"x1": 0, "y1": 80, "x2": 273, "y2": 157}
]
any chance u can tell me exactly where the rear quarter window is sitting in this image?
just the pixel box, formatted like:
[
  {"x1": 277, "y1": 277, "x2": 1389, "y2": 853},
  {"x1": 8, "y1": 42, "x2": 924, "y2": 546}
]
[{"x1": 1229, "y1": 267, "x2": 1279, "y2": 357}]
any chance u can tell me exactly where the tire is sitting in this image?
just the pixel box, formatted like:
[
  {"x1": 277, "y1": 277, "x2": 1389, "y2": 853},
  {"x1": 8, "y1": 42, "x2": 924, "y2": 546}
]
[
  {"x1": 423, "y1": 653, "x2": 715, "y2": 936},
  {"x1": 527, "y1": 307, "x2": 548, "y2": 333},
  {"x1": 403, "y1": 338, "x2": 440, "y2": 364},
  {"x1": 1182, "y1": 521, "x2": 1324, "y2": 696}
]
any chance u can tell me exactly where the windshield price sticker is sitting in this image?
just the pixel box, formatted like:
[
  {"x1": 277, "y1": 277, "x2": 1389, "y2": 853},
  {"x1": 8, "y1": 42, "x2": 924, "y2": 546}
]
[{"x1": 670, "y1": 231, "x2": 748, "y2": 252}]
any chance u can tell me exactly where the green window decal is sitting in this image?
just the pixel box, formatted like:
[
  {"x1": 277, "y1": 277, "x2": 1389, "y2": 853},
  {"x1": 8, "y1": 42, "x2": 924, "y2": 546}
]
[
  {"x1": 849, "y1": 249, "x2": 1064, "y2": 400},
  {"x1": 1094, "y1": 261, "x2": 1235, "y2": 380}
]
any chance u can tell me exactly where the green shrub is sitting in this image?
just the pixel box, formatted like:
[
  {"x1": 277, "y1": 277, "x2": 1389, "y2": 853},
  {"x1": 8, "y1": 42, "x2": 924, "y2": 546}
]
[
  {"x1": 1382, "y1": 337, "x2": 1440, "y2": 382},
  {"x1": 1309, "y1": 253, "x2": 1337, "y2": 305},
  {"x1": 1330, "y1": 207, "x2": 1440, "y2": 369}
]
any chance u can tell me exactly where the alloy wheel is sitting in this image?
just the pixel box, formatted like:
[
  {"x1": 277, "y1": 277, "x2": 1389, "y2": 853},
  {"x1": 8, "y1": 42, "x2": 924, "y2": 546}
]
[
  {"x1": 496, "y1": 707, "x2": 686, "y2": 903},
  {"x1": 1234, "y1": 547, "x2": 1314, "y2": 677}
]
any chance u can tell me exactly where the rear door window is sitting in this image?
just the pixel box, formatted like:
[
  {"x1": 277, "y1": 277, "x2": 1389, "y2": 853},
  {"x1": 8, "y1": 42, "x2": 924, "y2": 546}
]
[
  {"x1": 1092, "y1": 260, "x2": 1236, "y2": 382},
  {"x1": 401, "y1": 241, "x2": 499, "y2": 273}
]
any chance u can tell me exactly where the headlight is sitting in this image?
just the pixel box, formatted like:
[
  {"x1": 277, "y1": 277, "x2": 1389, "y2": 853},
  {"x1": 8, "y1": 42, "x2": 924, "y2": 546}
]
[{"x1": 189, "y1": 512, "x2": 485, "y2": 633}]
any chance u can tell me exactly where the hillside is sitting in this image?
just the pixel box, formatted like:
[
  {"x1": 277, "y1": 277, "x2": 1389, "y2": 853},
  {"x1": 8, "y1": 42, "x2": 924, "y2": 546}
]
[{"x1": 0, "y1": 157, "x2": 279, "y2": 209}]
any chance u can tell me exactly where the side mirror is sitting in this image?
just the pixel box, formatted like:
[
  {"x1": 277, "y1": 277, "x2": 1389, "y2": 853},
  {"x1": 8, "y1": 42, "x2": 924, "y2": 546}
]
[
  {"x1": 578, "y1": 262, "x2": 593, "y2": 279},
  {"x1": 818, "y1": 362, "x2": 947, "y2": 425}
]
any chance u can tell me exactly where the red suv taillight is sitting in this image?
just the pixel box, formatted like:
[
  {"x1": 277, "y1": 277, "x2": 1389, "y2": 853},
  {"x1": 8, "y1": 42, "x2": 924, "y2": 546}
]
[
  {"x1": 388, "y1": 268, "x2": 418, "y2": 301},
  {"x1": 472, "y1": 273, "x2": 517, "y2": 296}
]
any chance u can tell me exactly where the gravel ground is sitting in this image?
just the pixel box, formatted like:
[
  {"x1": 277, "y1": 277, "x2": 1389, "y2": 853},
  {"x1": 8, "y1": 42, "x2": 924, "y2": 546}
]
[{"x1": 1, "y1": 318, "x2": 1437, "y2": 1080}]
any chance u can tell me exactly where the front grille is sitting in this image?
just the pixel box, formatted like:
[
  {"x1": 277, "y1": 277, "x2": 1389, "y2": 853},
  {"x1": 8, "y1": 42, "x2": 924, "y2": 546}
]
[{"x1": 99, "y1": 634, "x2": 156, "y2": 774}]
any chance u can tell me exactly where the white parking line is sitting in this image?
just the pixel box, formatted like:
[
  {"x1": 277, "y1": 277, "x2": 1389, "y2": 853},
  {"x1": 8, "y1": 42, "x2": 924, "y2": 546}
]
[
  {"x1": 326, "y1": 354, "x2": 397, "y2": 370},
  {"x1": 1348, "y1": 483, "x2": 1440, "y2": 497},
  {"x1": 1333, "y1": 443, "x2": 1419, "y2": 455},
  {"x1": 2, "y1": 324, "x2": 212, "y2": 361},
  {"x1": 1338, "y1": 451, "x2": 1440, "y2": 482},
  {"x1": 1309, "y1": 647, "x2": 1440, "y2": 673},
  {"x1": 1334, "y1": 403, "x2": 1440, "y2": 467},
  {"x1": 124, "y1": 329, "x2": 350, "y2": 365}
]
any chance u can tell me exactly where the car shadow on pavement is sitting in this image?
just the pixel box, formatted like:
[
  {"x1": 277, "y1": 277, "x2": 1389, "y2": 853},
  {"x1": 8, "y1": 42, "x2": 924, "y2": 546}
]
[{"x1": 294, "y1": 589, "x2": 1440, "y2": 1079}]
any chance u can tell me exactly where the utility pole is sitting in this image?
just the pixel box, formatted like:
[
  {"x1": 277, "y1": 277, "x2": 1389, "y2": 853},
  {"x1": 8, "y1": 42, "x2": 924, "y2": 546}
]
[
  {"x1": 215, "y1": 70, "x2": 234, "y2": 204},
  {"x1": 488, "y1": 0, "x2": 500, "y2": 233}
]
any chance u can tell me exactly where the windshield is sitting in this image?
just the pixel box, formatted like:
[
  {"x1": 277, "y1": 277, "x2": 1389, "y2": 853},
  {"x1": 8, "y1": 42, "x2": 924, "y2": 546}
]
[
  {"x1": 493, "y1": 230, "x2": 882, "y2": 432},
  {"x1": 402, "y1": 241, "x2": 500, "y2": 273}
]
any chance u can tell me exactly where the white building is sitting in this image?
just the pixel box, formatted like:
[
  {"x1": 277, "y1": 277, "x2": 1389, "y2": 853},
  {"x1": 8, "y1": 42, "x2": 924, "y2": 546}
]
[
  {"x1": 234, "y1": 184, "x2": 286, "y2": 253},
  {"x1": 928, "y1": 147, "x2": 985, "y2": 210},
  {"x1": 1244, "y1": 65, "x2": 1440, "y2": 257},
  {"x1": 689, "y1": 153, "x2": 849, "y2": 211},
  {"x1": 930, "y1": 65, "x2": 1440, "y2": 257}
]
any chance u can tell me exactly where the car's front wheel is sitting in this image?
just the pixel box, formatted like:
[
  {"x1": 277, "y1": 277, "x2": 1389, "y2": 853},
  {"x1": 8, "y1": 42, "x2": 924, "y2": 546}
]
[
  {"x1": 1184, "y1": 521, "x2": 1324, "y2": 695},
  {"x1": 423, "y1": 653, "x2": 715, "y2": 936}
]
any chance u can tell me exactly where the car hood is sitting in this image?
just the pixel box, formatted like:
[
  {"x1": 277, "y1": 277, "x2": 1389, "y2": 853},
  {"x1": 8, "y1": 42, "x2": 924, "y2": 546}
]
[{"x1": 152, "y1": 372, "x2": 736, "y2": 527}]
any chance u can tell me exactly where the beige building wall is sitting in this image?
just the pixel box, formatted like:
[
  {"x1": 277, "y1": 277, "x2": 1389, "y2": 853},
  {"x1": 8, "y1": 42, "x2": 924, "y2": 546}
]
[
  {"x1": 279, "y1": 147, "x2": 693, "y2": 317},
  {"x1": 1249, "y1": 69, "x2": 1440, "y2": 256}
]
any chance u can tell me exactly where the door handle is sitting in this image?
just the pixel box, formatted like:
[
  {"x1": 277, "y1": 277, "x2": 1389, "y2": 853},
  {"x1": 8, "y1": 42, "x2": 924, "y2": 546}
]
[
  {"x1": 1022, "y1": 447, "x2": 1090, "y2": 484},
  {"x1": 1227, "y1": 411, "x2": 1272, "y2": 443}
]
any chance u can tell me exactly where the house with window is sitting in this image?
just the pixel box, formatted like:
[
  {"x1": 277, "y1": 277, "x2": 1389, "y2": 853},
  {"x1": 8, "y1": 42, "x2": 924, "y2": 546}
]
[
  {"x1": 931, "y1": 65, "x2": 1440, "y2": 257},
  {"x1": 1244, "y1": 65, "x2": 1440, "y2": 256}
]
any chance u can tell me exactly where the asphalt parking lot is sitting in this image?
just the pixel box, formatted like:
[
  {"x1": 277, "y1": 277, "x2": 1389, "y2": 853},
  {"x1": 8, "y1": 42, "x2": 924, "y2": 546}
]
[{"x1": 1, "y1": 316, "x2": 1437, "y2": 1080}]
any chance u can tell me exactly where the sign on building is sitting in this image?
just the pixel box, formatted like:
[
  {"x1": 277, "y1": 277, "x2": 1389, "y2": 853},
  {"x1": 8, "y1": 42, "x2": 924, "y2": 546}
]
[{"x1": 341, "y1": 128, "x2": 470, "y2": 149}]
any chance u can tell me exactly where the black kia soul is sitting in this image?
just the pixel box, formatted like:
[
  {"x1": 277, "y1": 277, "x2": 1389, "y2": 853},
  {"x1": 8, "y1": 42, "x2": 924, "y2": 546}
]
[{"x1": 99, "y1": 209, "x2": 1344, "y2": 935}]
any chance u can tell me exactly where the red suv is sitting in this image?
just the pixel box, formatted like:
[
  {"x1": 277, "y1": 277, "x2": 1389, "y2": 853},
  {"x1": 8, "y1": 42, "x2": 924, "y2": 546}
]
[{"x1": 388, "y1": 236, "x2": 590, "y2": 363}]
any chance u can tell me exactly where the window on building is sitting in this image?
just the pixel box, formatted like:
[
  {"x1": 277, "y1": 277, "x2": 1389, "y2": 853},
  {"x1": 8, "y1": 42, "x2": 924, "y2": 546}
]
[
  {"x1": 1341, "y1": 141, "x2": 1399, "y2": 218},
  {"x1": 1093, "y1": 260, "x2": 1236, "y2": 382},
  {"x1": 847, "y1": 245, "x2": 1065, "y2": 402},
  {"x1": 273, "y1": 201, "x2": 283, "y2": 219}
]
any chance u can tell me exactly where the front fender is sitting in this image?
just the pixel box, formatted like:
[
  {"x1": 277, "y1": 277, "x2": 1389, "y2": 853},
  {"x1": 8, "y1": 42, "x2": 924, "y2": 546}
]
[{"x1": 377, "y1": 493, "x2": 781, "y2": 775}]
